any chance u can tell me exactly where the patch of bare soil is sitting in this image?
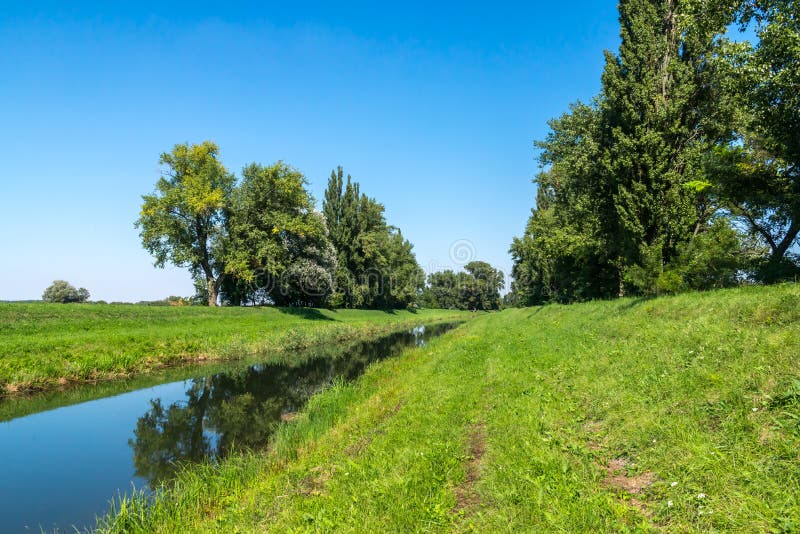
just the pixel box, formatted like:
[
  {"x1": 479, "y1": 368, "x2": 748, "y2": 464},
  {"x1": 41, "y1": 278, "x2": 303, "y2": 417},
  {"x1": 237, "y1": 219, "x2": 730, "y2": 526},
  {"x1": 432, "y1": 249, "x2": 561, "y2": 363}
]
[
  {"x1": 454, "y1": 423, "x2": 487, "y2": 512},
  {"x1": 603, "y1": 458, "x2": 656, "y2": 495},
  {"x1": 601, "y1": 457, "x2": 657, "y2": 520},
  {"x1": 297, "y1": 465, "x2": 336, "y2": 497}
]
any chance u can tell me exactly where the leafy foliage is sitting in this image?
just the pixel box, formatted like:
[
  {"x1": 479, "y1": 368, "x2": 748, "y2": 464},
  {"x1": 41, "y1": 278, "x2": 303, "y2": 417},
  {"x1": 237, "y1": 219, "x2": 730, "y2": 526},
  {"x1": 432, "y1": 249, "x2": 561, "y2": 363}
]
[
  {"x1": 41, "y1": 280, "x2": 90, "y2": 303},
  {"x1": 223, "y1": 162, "x2": 336, "y2": 307},
  {"x1": 708, "y1": 1, "x2": 800, "y2": 280},
  {"x1": 138, "y1": 153, "x2": 422, "y2": 309},
  {"x1": 323, "y1": 167, "x2": 423, "y2": 309},
  {"x1": 422, "y1": 261, "x2": 504, "y2": 310},
  {"x1": 136, "y1": 142, "x2": 235, "y2": 306},
  {"x1": 510, "y1": 0, "x2": 800, "y2": 303}
]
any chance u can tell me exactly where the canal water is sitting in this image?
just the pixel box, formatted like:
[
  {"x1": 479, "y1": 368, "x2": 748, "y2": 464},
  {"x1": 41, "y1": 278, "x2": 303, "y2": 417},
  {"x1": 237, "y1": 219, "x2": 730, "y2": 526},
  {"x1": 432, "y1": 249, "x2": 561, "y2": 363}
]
[{"x1": 0, "y1": 323, "x2": 457, "y2": 533}]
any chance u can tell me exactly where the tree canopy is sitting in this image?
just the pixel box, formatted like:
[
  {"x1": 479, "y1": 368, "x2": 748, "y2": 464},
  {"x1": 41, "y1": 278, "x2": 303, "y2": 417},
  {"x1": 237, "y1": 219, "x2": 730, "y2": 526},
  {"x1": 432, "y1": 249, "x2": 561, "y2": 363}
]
[
  {"x1": 138, "y1": 152, "x2": 423, "y2": 309},
  {"x1": 422, "y1": 261, "x2": 504, "y2": 311},
  {"x1": 509, "y1": 0, "x2": 800, "y2": 305},
  {"x1": 42, "y1": 280, "x2": 90, "y2": 303},
  {"x1": 136, "y1": 142, "x2": 235, "y2": 306},
  {"x1": 323, "y1": 166, "x2": 424, "y2": 309}
]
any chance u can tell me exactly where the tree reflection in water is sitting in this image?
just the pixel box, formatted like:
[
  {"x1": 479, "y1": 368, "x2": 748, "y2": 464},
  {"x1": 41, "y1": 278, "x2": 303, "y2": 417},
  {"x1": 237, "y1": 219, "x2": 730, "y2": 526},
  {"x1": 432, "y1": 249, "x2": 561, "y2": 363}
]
[{"x1": 129, "y1": 323, "x2": 456, "y2": 486}]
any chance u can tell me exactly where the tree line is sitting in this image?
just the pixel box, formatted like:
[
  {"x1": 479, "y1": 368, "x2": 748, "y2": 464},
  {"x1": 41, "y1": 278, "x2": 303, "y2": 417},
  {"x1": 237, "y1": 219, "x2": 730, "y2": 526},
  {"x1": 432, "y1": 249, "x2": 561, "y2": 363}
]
[
  {"x1": 509, "y1": 0, "x2": 800, "y2": 305},
  {"x1": 136, "y1": 143, "x2": 504, "y2": 309}
]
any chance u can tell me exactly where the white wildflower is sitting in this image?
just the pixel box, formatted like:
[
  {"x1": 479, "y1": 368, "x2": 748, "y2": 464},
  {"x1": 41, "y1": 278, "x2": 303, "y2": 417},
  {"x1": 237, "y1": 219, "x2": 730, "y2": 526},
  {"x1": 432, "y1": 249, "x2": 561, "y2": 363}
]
[
  {"x1": 668, "y1": 500, "x2": 674, "y2": 507},
  {"x1": 670, "y1": 481, "x2": 678, "y2": 487},
  {"x1": 698, "y1": 493, "x2": 706, "y2": 499}
]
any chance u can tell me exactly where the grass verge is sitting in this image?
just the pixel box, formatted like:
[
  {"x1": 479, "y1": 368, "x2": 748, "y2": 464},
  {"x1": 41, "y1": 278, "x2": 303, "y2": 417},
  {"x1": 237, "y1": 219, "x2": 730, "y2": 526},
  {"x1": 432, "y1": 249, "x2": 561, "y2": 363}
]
[
  {"x1": 99, "y1": 284, "x2": 800, "y2": 532},
  {"x1": 0, "y1": 304, "x2": 470, "y2": 395}
]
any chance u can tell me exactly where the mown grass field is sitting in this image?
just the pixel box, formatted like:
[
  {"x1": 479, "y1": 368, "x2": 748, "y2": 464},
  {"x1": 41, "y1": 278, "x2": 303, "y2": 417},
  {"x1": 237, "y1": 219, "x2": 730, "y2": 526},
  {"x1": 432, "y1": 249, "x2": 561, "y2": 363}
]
[
  {"x1": 99, "y1": 284, "x2": 800, "y2": 533},
  {"x1": 0, "y1": 304, "x2": 469, "y2": 395}
]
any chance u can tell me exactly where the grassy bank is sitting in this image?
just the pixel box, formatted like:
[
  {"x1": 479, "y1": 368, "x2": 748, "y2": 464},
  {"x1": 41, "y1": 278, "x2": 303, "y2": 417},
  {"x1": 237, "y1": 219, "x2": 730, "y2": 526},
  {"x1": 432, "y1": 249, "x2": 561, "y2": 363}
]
[
  {"x1": 0, "y1": 304, "x2": 470, "y2": 395},
  {"x1": 100, "y1": 284, "x2": 800, "y2": 532}
]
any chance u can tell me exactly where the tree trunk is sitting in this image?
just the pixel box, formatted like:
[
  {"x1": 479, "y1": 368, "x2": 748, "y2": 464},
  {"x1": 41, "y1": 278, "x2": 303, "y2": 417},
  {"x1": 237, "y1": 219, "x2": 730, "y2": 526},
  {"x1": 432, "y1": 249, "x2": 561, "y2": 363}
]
[
  {"x1": 772, "y1": 220, "x2": 800, "y2": 264},
  {"x1": 207, "y1": 277, "x2": 218, "y2": 307}
]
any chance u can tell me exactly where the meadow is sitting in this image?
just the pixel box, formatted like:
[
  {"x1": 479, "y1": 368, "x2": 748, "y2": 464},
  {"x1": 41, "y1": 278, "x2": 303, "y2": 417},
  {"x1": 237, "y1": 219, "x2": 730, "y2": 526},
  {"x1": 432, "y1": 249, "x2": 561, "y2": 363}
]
[
  {"x1": 0, "y1": 303, "x2": 469, "y2": 395},
  {"x1": 99, "y1": 284, "x2": 800, "y2": 532}
]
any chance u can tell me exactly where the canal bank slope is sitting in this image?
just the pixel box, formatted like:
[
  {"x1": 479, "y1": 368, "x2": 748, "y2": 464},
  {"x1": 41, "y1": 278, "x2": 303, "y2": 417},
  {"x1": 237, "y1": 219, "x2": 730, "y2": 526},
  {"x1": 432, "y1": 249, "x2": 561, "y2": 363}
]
[
  {"x1": 100, "y1": 284, "x2": 800, "y2": 532},
  {"x1": 0, "y1": 305, "x2": 470, "y2": 395}
]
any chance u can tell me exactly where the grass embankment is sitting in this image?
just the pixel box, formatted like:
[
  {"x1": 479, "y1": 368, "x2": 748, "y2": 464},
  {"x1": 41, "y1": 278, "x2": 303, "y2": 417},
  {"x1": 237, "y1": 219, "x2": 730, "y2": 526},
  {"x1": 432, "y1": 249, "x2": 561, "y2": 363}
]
[
  {"x1": 100, "y1": 284, "x2": 800, "y2": 532},
  {"x1": 0, "y1": 304, "x2": 469, "y2": 395}
]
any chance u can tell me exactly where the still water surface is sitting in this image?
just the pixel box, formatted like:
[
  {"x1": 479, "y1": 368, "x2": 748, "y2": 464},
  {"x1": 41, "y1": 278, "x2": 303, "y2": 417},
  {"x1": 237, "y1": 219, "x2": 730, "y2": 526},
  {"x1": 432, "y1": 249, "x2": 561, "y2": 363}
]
[{"x1": 0, "y1": 323, "x2": 457, "y2": 533}]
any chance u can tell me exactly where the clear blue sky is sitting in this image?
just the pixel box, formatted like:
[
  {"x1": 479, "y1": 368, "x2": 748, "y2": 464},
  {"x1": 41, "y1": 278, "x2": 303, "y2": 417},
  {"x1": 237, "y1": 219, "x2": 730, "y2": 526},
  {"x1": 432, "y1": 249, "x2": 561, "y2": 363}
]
[{"x1": 0, "y1": 1, "x2": 620, "y2": 301}]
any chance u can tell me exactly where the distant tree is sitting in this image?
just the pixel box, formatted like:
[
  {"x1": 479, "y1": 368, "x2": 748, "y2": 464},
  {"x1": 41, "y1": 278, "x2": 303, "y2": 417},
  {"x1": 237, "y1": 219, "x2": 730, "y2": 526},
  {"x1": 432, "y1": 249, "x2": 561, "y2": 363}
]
[
  {"x1": 423, "y1": 262, "x2": 504, "y2": 311},
  {"x1": 422, "y1": 270, "x2": 460, "y2": 309},
  {"x1": 42, "y1": 280, "x2": 90, "y2": 303},
  {"x1": 461, "y1": 261, "x2": 504, "y2": 311},
  {"x1": 136, "y1": 141, "x2": 235, "y2": 306}
]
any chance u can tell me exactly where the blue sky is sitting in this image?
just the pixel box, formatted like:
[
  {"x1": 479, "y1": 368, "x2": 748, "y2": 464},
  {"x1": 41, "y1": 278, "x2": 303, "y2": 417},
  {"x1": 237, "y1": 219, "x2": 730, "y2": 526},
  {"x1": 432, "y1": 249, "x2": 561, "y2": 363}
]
[{"x1": 0, "y1": 1, "x2": 620, "y2": 301}]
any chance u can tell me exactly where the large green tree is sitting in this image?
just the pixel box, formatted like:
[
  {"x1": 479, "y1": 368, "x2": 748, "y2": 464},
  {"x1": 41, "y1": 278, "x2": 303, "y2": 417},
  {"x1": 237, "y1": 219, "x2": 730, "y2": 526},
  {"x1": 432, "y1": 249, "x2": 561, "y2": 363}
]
[
  {"x1": 42, "y1": 280, "x2": 90, "y2": 303},
  {"x1": 224, "y1": 162, "x2": 336, "y2": 306},
  {"x1": 136, "y1": 142, "x2": 235, "y2": 306},
  {"x1": 511, "y1": 0, "x2": 744, "y2": 303},
  {"x1": 460, "y1": 261, "x2": 504, "y2": 311},
  {"x1": 709, "y1": 0, "x2": 800, "y2": 279},
  {"x1": 512, "y1": 103, "x2": 618, "y2": 304},
  {"x1": 598, "y1": 0, "x2": 738, "y2": 292},
  {"x1": 323, "y1": 167, "x2": 422, "y2": 309}
]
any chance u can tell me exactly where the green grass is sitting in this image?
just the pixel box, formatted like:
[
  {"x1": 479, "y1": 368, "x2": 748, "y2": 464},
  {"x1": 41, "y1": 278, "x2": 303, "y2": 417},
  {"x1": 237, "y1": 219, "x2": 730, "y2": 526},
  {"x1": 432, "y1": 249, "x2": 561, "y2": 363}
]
[
  {"x1": 0, "y1": 304, "x2": 470, "y2": 395},
  {"x1": 99, "y1": 284, "x2": 800, "y2": 532}
]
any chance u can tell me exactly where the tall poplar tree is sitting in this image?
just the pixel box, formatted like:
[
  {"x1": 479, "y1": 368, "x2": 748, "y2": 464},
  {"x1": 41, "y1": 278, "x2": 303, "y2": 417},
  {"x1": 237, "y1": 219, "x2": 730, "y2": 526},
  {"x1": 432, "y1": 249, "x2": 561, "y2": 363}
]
[
  {"x1": 322, "y1": 167, "x2": 423, "y2": 308},
  {"x1": 598, "y1": 0, "x2": 737, "y2": 293},
  {"x1": 510, "y1": 0, "x2": 744, "y2": 303}
]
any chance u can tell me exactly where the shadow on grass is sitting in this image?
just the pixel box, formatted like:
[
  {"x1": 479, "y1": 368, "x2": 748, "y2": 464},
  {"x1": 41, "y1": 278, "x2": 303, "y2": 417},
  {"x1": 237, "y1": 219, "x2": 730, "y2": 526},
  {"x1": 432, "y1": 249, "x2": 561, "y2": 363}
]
[
  {"x1": 381, "y1": 307, "x2": 419, "y2": 314},
  {"x1": 277, "y1": 307, "x2": 336, "y2": 321},
  {"x1": 526, "y1": 307, "x2": 544, "y2": 319},
  {"x1": 616, "y1": 296, "x2": 653, "y2": 313}
]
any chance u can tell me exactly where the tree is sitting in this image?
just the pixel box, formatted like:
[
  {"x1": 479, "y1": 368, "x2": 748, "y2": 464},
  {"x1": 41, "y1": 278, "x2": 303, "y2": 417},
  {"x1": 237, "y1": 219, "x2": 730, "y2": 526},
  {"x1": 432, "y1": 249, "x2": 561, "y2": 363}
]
[
  {"x1": 422, "y1": 270, "x2": 460, "y2": 309},
  {"x1": 224, "y1": 162, "x2": 336, "y2": 306},
  {"x1": 422, "y1": 262, "x2": 504, "y2": 310},
  {"x1": 271, "y1": 217, "x2": 338, "y2": 307},
  {"x1": 136, "y1": 141, "x2": 235, "y2": 306},
  {"x1": 710, "y1": 0, "x2": 800, "y2": 280},
  {"x1": 42, "y1": 280, "x2": 90, "y2": 303},
  {"x1": 323, "y1": 167, "x2": 423, "y2": 309},
  {"x1": 598, "y1": 0, "x2": 737, "y2": 291},
  {"x1": 511, "y1": 0, "x2": 742, "y2": 303},
  {"x1": 513, "y1": 103, "x2": 619, "y2": 304},
  {"x1": 375, "y1": 229, "x2": 424, "y2": 309},
  {"x1": 460, "y1": 261, "x2": 504, "y2": 311}
]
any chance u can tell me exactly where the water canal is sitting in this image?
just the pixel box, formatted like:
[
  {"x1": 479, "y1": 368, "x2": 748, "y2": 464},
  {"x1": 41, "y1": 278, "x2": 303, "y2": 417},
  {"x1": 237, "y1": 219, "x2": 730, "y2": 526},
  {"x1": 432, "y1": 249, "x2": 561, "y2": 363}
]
[{"x1": 0, "y1": 323, "x2": 459, "y2": 532}]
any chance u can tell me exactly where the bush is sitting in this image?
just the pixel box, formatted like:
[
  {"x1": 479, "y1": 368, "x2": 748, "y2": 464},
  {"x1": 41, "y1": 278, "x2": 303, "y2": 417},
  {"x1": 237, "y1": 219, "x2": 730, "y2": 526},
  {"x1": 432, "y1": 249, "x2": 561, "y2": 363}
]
[
  {"x1": 42, "y1": 280, "x2": 90, "y2": 303},
  {"x1": 625, "y1": 219, "x2": 756, "y2": 296},
  {"x1": 672, "y1": 218, "x2": 753, "y2": 290}
]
